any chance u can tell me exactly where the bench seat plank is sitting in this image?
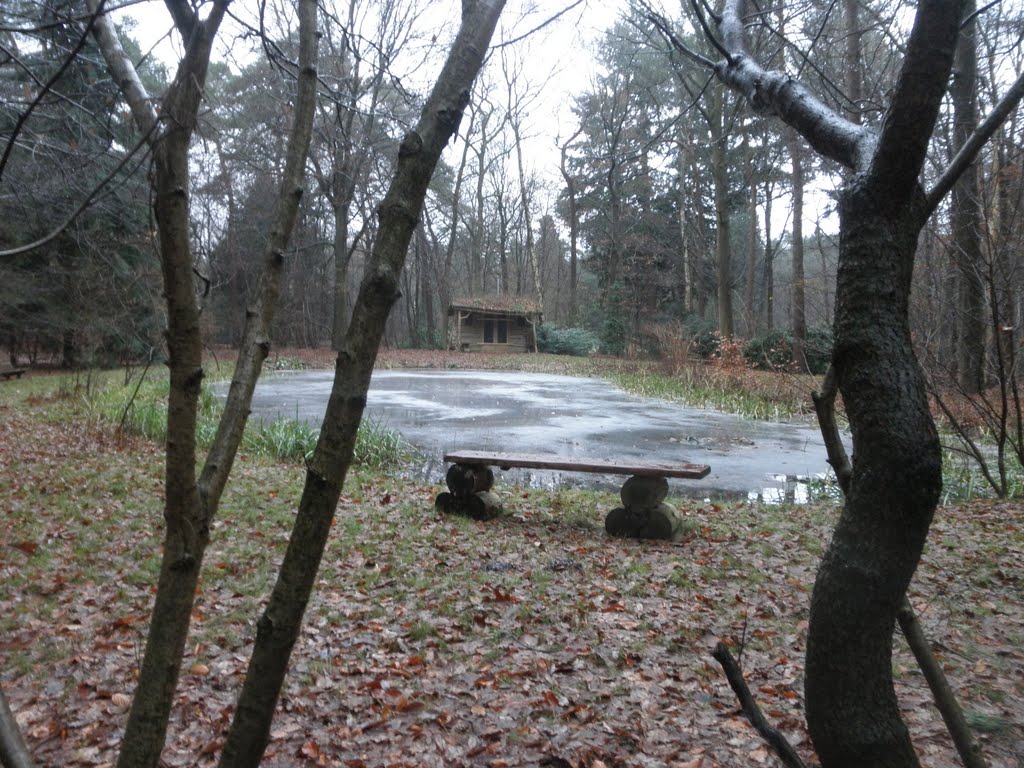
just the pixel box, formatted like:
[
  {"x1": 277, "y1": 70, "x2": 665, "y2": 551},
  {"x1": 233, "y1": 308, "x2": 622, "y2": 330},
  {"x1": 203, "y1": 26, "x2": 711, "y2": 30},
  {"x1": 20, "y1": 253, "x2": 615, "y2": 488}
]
[{"x1": 444, "y1": 450, "x2": 710, "y2": 480}]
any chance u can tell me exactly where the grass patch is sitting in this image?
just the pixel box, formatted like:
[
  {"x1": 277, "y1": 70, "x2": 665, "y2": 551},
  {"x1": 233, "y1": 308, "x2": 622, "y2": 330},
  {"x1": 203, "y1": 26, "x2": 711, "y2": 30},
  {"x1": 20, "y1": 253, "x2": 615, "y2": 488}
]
[
  {"x1": 609, "y1": 368, "x2": 817, "y2": 422},
  {"x1": 79, "y1": 373, "x2": 413, "y2": 470}
]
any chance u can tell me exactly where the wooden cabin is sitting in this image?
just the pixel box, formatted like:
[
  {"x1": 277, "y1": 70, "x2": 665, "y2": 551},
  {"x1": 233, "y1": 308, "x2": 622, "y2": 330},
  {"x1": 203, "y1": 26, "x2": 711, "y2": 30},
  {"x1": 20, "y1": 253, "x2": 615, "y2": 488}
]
[{"x1": 448, "y1": 296, "x2": 542, "y2": 353}]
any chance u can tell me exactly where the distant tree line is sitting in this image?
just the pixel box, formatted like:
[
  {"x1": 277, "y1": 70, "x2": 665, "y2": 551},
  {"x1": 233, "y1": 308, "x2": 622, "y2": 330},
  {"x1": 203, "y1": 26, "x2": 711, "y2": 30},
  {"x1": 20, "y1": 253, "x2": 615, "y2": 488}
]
[{"x1": 7, "y1": 0, "x2": 1022, "y2": 389}]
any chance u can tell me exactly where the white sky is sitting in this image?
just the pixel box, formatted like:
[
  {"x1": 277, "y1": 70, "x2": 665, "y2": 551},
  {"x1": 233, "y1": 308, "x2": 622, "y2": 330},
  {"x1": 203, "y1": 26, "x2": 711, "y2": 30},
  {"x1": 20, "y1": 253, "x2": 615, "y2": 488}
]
[{"x1": 112, "y1": 0, "x2": 837, "y2": 234}]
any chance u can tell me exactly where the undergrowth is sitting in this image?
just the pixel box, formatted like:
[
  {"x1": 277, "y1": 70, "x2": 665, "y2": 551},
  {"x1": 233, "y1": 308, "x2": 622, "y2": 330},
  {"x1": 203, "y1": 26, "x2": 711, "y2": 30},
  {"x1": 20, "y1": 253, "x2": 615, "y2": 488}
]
[{"x1": 80, "y1": 372, "x2": 413, "y2": 470}]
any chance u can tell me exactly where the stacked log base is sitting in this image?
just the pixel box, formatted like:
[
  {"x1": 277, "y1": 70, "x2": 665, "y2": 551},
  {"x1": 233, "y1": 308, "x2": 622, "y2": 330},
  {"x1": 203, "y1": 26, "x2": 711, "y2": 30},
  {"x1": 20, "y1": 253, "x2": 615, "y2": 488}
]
[
  {"x1": 605, "y1": 475, "x2": 684, "y2": 541},
  {"x1": 436, "y1": 464, "x2": 502, "y2": 520}
]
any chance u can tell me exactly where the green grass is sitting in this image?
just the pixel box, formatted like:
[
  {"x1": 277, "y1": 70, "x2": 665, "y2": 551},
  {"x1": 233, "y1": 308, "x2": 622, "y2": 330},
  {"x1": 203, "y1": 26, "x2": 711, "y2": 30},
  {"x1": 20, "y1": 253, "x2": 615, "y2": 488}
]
[
  {"x1": 77, "y1": 371, "x2": 413, "y2": 470},
  {"x1": 609, "y1": 369, "x2": 811, "y2": 421}
]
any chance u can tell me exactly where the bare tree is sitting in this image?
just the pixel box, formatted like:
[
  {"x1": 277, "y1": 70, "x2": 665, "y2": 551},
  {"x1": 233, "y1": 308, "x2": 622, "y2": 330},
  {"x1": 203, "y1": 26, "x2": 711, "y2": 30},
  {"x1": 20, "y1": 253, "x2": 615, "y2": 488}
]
[
  {"x1": 649, "y1": 0, "x2": 1024, "y2": 764},
  {"x1": 502, "y1": 46, "x2": 543, "y2": 312},
  {"x1": 87, "y1": 0, "x2": 319, "y2": 764},
  {"x1": 558, "y1": 125, "x2": 584, "y2": 322},
  {"x1": 216, "y1": 2, "x2": 506, "y2": 763},
  {"x1": 951, "y1": 0, "x2": 985, "y2": 392}
]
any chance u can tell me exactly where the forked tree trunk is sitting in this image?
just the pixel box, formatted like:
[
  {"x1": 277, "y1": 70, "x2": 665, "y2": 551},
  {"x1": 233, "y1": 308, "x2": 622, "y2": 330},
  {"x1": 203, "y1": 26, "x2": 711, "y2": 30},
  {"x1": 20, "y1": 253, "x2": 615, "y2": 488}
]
[
  {"x1": 647, "y1": 0, "x2": 1024, "y2": 763},
  {"x1": 89, "y1": 1, "x2": 319, "y2": 765}
]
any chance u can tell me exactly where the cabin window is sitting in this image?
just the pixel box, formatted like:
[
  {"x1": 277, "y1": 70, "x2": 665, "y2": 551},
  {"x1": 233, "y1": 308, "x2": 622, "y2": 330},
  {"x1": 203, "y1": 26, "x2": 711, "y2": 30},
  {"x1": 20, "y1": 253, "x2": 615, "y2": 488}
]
[{"x1": 484, "y1": 317, "x2": 508, "y2": 344}]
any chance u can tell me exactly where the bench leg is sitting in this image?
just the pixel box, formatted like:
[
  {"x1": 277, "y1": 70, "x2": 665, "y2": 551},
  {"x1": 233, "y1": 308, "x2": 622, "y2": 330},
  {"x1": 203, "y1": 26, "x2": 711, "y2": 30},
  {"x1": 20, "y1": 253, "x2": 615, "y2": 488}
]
[
  {"x1": 436, "y1": 463, "x2": 502, "y2": 520},
  {"x1": 605, "y1": 475, "x2": 684, "y2": 540}
]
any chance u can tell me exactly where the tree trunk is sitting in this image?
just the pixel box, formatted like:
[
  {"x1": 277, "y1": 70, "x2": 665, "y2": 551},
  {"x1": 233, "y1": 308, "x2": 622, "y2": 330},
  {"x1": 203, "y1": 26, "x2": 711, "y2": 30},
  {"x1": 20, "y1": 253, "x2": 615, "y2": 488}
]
[
  {"x1": 217, "y1": 5, "x2": 506, "y2": 765},
  {"x1": 657, "y1": 0, "x2": 982, "y2": 764},
  {"x1": 744, "y1": 129, "x2": 758, "y2": 336},
  {"x1": 511, "y1": 115, "x2": 542, "y2": 307},
  {"x1": 440, "y1": 106, "x2": 475, "y2": 341},
  {"x1": 711, "y1": 86, "x2": 733, "y2": 338},
  {"x1": 762, "y1": 181, "x2": 775, "y2": 330},
  {"x1": 101, "y1": 8, "x2": 228, "y2": 766},
  {"x1": 330, "y1": 176, "x2": 358, "y2": 347},
  {"x1": 789, "y1": 133, "x2": 807, "y2": 370},
  {"x1": 471, "y1": 107, "x2": 492, "y2": 296},
  {"x1": 951, "y1": 0, "x2": 985, "y2": 393},
  {"x1": 805, "y1": 190, "x2": 942, "y2": 767},
  {"x1": 560, "y1": 129, "x2": 582, "y2": 324},
  {"x1": 90, "y1": 1, "x2": 319, "y2": 764}
]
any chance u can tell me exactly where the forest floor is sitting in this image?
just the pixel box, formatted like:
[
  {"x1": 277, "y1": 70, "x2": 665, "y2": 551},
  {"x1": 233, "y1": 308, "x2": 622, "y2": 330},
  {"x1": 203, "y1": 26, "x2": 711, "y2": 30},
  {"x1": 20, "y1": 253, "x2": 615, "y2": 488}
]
[{"x1": 1, "y1": 355, "x2": 1023, "y2": 768}]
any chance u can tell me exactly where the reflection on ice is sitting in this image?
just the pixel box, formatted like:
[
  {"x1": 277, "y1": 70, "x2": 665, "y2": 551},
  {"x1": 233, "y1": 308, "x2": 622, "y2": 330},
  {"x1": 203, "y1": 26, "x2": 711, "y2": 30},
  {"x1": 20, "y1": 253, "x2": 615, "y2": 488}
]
[{"x1": 239, "y1": 369, "x2": 850, "y2": 503}]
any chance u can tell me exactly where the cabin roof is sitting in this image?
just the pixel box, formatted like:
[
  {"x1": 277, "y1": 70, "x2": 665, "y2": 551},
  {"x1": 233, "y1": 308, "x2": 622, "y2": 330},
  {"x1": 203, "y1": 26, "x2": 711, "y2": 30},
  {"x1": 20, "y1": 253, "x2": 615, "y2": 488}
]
[{"x1": 448, "y1": 295, "x2": 542, "y2": 316}]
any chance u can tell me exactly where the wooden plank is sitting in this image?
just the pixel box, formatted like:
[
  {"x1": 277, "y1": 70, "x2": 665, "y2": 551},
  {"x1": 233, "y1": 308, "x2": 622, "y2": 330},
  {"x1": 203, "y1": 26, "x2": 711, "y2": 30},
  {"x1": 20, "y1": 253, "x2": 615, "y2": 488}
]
[
  {"x1": 0, "y1": 369, "x2": 26, "y2": 380},
  {"x1": 444, "y1": 450, "x2": 710, "y2": 480}
]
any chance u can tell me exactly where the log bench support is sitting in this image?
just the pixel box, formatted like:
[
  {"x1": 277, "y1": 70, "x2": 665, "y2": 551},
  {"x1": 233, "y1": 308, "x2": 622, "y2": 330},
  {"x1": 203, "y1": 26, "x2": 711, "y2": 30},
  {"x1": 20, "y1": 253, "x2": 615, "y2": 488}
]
[
  {"x1": 437, "y1": 451, "x2": 711, "y2": 541},
  {"x1": 0, "y1": 369, "x2": 26, "y2": 381}
]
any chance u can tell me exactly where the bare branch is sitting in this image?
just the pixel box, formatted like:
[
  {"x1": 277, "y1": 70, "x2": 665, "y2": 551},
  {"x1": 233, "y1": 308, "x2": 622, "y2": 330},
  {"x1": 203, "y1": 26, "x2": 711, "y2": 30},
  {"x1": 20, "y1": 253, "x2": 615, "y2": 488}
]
[
  {"x1": 691, "y1": 0, "x2": 732, "y2": 63},
  {"x1": 712, "y1": 0, "x2": 871, "y2": 170},
  {"x1": 87, "y1": 0, "x2": 159, "y2": 134},
  {"x1": 963, "y1": 0, "x2": 999, "y2": 29},
  {"x1": 812, "y1": 364, "x2": 852, "y2": 495},
  {"x1": 643, "y1": 8, "x2": 716, "y2": 69},
  {"x1": 924, "y1": 68, "x2": 1024, "y2": 219},
  {"x1": 897, "y1": 598, "x2": 990, "y2": 768},
  {"x1": 711, "y1": 642, "x2": 808, "y2": 768},
  {"x1": 0, "y1": 128, "x2": 155, "y2": 258},
  {"x1": 493, "y1": 0, "x2": 586, "y2": 49},
  {"x1": 0, "y1": 0, "x2": 106, "y2": 183}
]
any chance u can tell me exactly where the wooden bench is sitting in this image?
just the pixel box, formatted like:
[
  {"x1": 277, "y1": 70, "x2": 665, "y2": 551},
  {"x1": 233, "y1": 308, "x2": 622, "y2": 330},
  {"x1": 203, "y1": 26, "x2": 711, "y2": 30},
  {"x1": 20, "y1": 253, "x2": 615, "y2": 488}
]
[
  {"x1": 0, "y1": 368, "x2": 26, "y2": 381},
  {"x1": 437, "y1": 450, "x2": 711, "y2": 540}
]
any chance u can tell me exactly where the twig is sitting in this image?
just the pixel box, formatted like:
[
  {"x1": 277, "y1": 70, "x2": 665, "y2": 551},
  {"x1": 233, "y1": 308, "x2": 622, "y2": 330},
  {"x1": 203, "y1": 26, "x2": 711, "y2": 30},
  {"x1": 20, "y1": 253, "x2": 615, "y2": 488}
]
[
  {"x1": 711, "y1": 642, "x2": 807, "y2": 768},
  {"x1": 897, "y1": 598, "x2": 989, "y2": 768},
  {"x1": 811, "y1": 364, "x2": 852, "y2": 495},
  {"x1": 118, "y1": 352, "x2": 155, "y2": 435}
]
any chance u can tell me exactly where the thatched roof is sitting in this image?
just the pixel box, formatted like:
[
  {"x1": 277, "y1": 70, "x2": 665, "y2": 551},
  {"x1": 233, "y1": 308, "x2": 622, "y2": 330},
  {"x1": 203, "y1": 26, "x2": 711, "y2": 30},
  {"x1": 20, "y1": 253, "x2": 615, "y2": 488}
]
[{"x1": 448, "y1": 295, "x2": 542, "y2": 316}]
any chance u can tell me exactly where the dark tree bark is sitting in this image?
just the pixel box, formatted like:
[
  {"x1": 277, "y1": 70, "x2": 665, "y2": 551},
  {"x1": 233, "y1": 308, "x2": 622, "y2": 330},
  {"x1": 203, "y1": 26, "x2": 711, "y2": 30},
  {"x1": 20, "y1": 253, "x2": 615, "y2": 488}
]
[
  {"x1": 951, "y1": 0, "x2": 985, "y2": 393},
  {"x1": 648, "y1": 0, "x2": 1024, "y2": 764},
  {"x1": 216, "y1": 3, "x2": 506, "y2": 765},
  {"x1": 0, "y1": 686, "x2": 33, "y2": 768},
  {"x1": 89, "y1": 0, "x2": 320, "y2": 764}
]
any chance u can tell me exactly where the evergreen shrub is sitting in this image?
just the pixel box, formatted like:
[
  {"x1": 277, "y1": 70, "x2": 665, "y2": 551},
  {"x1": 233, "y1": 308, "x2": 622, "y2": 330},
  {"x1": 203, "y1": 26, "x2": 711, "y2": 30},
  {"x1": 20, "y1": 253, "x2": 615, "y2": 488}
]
[
  {"x1": 743, "y1": 329, "x2": 794, "y2": 370},
  {"x1": 536, "y1": 324, "x2": 600, "y2": 357},
  {"x1": 600, "y1": 315, "x2": 627, "y2": 356},
  {"x1": 684, "y1": 317, "x2": 721, "y2": 359},
  {"x1": 804, "y1": 324, "x2": 834, "y2": 375}
]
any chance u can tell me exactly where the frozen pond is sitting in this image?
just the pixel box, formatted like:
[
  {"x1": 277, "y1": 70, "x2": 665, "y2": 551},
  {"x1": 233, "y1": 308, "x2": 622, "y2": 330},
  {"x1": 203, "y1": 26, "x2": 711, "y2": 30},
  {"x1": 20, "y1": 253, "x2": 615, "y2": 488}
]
[{"x1": 241, "y1": 369, "x2": 846, "y2": 502}]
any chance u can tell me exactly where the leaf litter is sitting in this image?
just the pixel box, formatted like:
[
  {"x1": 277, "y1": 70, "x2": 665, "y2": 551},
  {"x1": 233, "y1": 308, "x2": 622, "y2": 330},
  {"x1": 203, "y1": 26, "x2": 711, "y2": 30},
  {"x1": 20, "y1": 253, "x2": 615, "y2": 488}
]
[{"x1": 1, "y1": 398, "x2": 1022, "y2": 767}]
